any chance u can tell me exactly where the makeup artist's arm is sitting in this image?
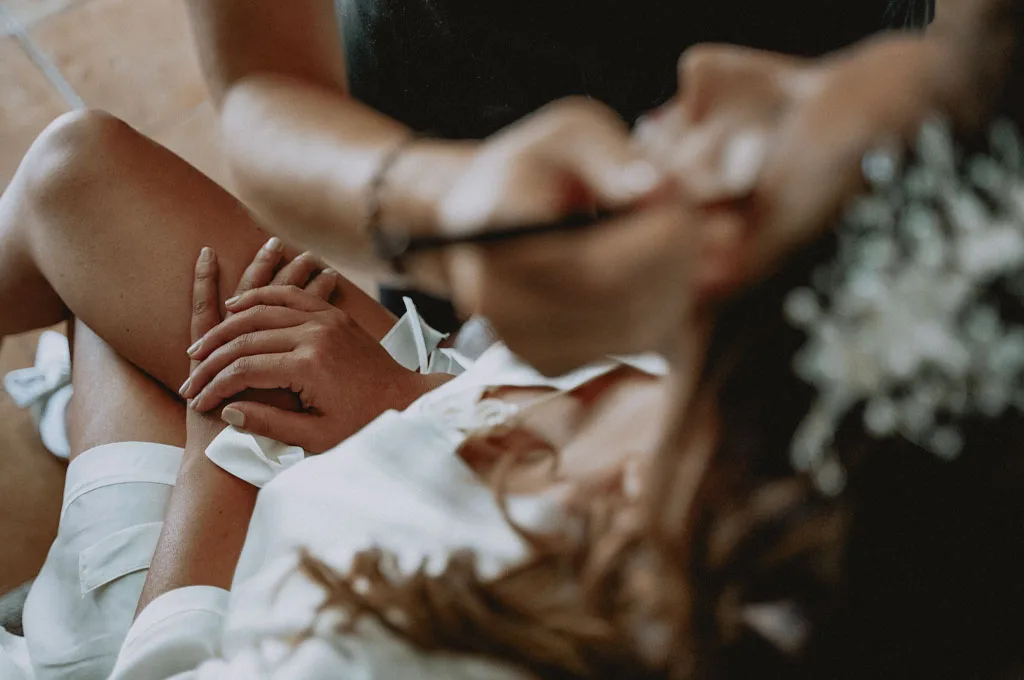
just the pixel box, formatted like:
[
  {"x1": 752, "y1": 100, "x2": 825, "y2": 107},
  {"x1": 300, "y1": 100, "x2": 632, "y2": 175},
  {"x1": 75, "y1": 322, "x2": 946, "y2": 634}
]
[
  {"x1": 185, "y1": 0, "x2": 661, "y2": 288},
  {"x1": 185, "y1": 0, "x2": 466, "y2": 275}
]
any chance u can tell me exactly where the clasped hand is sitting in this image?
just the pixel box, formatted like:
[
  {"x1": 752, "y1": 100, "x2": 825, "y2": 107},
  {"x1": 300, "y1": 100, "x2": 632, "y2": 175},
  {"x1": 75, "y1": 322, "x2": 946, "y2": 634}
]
[{"x1": 184, "y1": 239, "x2": 436, "y2": 453}]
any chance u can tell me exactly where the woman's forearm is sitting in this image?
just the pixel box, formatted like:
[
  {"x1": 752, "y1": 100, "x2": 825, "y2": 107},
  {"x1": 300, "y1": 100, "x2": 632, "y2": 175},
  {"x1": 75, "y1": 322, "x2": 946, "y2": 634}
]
[
  {"x1": 220, "y1": 76, "x2": 474, "y2": 276},
  {"x1": 135, "y1": 425, "x2": 257, "y2": 617}
]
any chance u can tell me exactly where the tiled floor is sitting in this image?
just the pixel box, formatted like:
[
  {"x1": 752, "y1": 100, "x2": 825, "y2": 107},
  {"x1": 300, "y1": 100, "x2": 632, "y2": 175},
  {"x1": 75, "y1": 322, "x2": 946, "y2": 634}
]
[
  {"x1": 0, "y1": 0, "x2": 231, "y2": 594},
  {"x1": 0, "y1": 329, "x2": 66, "y2": 596},
  {"x1": 0, "y1": 0, "x2": 231, "y2": 190}
]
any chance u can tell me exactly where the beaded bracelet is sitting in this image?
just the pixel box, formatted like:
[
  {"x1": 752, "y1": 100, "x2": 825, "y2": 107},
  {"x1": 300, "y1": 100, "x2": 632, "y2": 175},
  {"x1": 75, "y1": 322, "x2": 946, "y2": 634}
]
[{"x1": 365, "y1": 132, "x2": 421, "y2": 274}]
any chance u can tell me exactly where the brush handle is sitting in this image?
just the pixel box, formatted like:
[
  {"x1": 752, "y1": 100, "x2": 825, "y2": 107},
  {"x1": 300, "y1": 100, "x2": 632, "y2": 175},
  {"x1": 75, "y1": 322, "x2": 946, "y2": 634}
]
[{"x1": 373, "y1": 212, "x2": 613, "y2": 264}]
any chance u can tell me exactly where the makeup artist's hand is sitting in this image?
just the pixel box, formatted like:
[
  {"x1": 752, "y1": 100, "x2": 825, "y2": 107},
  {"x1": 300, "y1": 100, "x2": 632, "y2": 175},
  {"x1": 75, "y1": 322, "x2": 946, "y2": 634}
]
[
  {"x1": 441, "y1": 199, "x2": 743, "y2": 376},
  {"x1": 636, "y1": 39, "x2": 948, "y2": 291},
  {"x1": 400, "y1": 98, "x2": 669, "y2": 291},
  {"x1": 402, "y1": 98, "x2": 742, "y2": 376}
]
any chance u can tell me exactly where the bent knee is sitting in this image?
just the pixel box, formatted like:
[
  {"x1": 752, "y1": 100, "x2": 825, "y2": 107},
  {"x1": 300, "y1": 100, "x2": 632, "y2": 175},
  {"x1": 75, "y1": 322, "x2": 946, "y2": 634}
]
[{"x1": 18, "y1": 110, "x2": 138, "y2": 211}]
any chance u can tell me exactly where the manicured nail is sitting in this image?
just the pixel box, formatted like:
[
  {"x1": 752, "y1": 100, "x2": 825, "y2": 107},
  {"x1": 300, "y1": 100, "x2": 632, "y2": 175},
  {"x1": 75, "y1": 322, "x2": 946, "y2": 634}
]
[
  {"x1": 225, "y1": 295, "x2": 241, "y2": 306},
  {"x1": 618, "y1": 161, "x2": 662, "y2": 197},
  {"x1": 720, "y1": 131, "x2": 768, "y2": 195},
  {"x1": 186, "y1": 338, "x2": 203, "y2": 356},
  {"x1": 222, "y1": 407, "x2": 245, "y2": 428},
  {"x1": 264, "y1": 237, "x2": 282, "y2": 252},
  {"x1": 200, "y1": 246, "x2": 214, "y2": 261},
  {"x1": 178, "y1": 377, "x2": 191, "y2": 396}
]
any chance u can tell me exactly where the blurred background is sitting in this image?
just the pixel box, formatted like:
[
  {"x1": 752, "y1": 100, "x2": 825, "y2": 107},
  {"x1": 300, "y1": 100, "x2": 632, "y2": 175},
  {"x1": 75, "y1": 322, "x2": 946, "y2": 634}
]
[{"x1": 0, "y1": 0, "x2": 227, "y2": 597}]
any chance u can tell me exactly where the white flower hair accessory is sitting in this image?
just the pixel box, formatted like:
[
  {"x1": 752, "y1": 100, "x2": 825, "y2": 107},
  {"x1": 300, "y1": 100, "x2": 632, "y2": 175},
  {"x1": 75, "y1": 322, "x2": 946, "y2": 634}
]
[{"x1": 785, "y1": 118, "x2": 1024, "y2": 495}]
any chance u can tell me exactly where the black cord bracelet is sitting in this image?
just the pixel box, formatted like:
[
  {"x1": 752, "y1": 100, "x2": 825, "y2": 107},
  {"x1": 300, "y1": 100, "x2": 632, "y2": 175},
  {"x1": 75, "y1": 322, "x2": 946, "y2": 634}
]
[{"x1": 365, "y1": 132, "x2": 421, "y2": 274}]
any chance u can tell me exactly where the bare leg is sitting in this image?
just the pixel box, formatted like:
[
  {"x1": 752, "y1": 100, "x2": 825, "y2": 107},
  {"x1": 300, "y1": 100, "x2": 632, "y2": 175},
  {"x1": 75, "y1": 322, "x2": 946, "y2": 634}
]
[
  {"x1": 0, "y1": 110, "x2": 395, "y2": 394},
  {"x1": 67, "y1": 320, "x2": 185, "y2": 459}
]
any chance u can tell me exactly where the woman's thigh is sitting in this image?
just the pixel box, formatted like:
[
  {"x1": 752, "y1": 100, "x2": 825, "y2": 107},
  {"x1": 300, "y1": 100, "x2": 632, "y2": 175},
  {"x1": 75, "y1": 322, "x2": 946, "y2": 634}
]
[
  {"x1": 67, "y1": 320, "x2": 185, "y2": 460},
  {"x1": 2, "y1": 110, "x2": 395, "y2": 394}
]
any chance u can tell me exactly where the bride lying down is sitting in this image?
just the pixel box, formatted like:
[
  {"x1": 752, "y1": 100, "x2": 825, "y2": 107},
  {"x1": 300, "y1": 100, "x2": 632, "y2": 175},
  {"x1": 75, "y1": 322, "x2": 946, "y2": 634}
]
[
  {"x1": 124, "y1": 6, "x2": 1024, "y2": 677},
  {"x1": 2, "y1": 0, "x2": 1024, "y2": 677}
]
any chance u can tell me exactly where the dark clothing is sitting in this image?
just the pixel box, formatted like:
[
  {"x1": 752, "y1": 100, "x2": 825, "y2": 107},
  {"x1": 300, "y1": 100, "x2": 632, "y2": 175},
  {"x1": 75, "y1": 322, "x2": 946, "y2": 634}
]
[
  {"x1": 337, "y1": 0, "x2": 893, "y2": 331},
  {"x1": 378, "y1": 285, "x2": 460, "y2": 333}
]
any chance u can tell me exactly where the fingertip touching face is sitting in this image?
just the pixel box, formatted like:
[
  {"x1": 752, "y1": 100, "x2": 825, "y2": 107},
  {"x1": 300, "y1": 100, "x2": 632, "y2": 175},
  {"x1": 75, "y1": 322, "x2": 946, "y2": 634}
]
[
  {"x1": 633, "y1": 35, "x2": 945, "y2": 469},
  {"x1": 637, "y1": 34, "x2": 944, "y2": 286},
  {"x1": 636, "y1": 44, "x2": 816, "y2": 204}
]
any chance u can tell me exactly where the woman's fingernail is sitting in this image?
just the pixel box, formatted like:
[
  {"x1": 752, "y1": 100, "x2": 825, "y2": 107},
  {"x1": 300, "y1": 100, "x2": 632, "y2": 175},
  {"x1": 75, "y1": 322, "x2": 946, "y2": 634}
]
[
  {"x1": 224, "y1": 295, "x2": 241, "y2": 306},
  {"x1": 264, "y1": 237, "x2": 282, "y2": 252},
  {"x1": 178, "y1": 378, "x2": 192, "y2": 396},
  {"x1": 186, "y1": 338, "x2": 203, "y2": 356},
  {"x1": 720, "y1": 131, "x2": 768, "y2": 195},
  {"x1": 618, "y1": 161, "x2": 662, "y2": 197},
  {"x1": 200, "y1": 246, "x2": 214, "y2": 261},
  {"x1": 222, "y1": 407, "x2": 245, "y2": 428}
]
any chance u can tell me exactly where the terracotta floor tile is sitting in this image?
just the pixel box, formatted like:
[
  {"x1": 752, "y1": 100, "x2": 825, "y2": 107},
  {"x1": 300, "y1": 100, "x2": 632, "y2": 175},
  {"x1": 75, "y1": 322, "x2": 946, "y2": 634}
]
[
  {"x1": 1, "y1": 0, "x2": 87, "y2": 29},
  {"x1": 0, "y1": 329, "x2": 66, "y2": 595},
  {"x1": 0, "y1": 37, "x2": 67, "y2": 188},
  {"x1": 153, "y1": 100, "x2": 233, "y2": 191},
  {"x1": 29, "y1": 0, "x2": 206, "y2": 132}
]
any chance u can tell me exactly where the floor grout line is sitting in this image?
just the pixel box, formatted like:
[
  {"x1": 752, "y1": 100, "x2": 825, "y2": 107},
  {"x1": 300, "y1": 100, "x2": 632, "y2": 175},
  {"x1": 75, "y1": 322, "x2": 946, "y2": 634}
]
[{"x1": 0, "y1": 4, "x2": 86, "y2": 110}]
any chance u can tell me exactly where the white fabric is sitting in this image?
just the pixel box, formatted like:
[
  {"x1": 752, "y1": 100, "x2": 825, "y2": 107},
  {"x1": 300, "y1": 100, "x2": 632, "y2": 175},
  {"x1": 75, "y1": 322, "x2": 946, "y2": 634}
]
[
  {"x1": 3, "y1": 330, "x2": 72, "y2": 458},
  {"x1": 0, "y1": 311, "x2": 529, "y2": 680},
  {"x1": 12, "y1": 441, "x2": 183, "y2": 680},
  {"x1": 378, "y1": 296, "x2": 471, "y2": 375},
  {"x1": 110, "y1": 345, "x2": 668, "y2": 679},
  {"x1": 0, "y1": 307, "x2": 459, "y2": 679},
  {"x1": 38, "y1": 385, "x2": 72, "y2": 459},
  {"x1": 0, "y1": 628, "x2": 33, "y2": 680},
  {"x1": 111, "y1": 587, "x2": 230, "y2": 680},
  {"x1": 204, "y1": 430, "x2": 305, "y2": 489}
]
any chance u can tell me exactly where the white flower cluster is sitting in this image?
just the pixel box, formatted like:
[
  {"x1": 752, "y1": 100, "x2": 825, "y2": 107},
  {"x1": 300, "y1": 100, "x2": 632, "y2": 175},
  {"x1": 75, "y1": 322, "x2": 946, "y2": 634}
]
[{"x1": 785, "y1": 118, "x2": 1024, "y2": 495}]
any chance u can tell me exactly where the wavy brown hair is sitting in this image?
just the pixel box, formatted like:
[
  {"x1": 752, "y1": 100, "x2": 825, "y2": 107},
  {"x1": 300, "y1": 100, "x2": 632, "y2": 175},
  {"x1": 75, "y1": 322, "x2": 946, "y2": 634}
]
[{"x1": 294, "y1": 225, "x2": 1024, "y2": 679}]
